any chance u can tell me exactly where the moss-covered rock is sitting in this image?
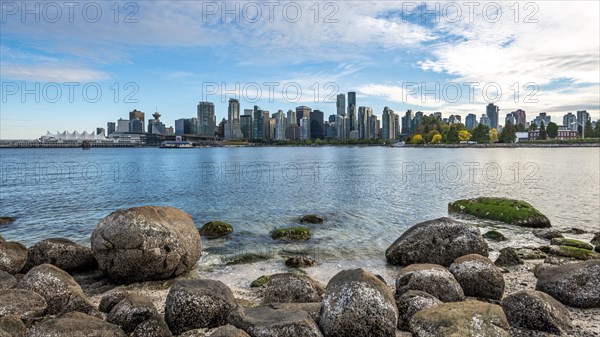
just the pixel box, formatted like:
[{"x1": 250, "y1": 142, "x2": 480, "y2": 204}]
[
  {"x1": 550, "y1": 238, "x2": 593, "y2": 250},
  {"x1": 250, "y1": 275, "x2": 271, "y2": 287},
  {"x1": 226, "y1": 253, "x2": 270, "y2": 266},
  {"x1": 448, "y1": 197, "x2": 551, "y2": 228},
  {"x1": 483, "y1": 230, "x2": 507, "y2": 241},
  {"x1": 542, "y1": 245, "x2": 600, "y2": 261},
  {"x1": 0, "y1": 217, "x2": 16, "y2": 225},
  {"x1": 271, "y1": 227, "x2": 311, "y2": 241},
  {"x1": 199, "y1": 221, "x2": 234, "y2": 239},
  {"x1": 298, "y1": 214, "x2": 324, "y2": 224}
]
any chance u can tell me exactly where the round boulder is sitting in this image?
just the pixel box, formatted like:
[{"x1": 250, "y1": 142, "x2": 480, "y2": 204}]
[
  {"x1": 107, "y1": 293, "x2": 159, "y2": 333},
  {"x1": 23, "y1": 238, "x2": 97, "y2": 273},
  {"x1": 494, "y1": 247, "x2": 524, "y2": 267},
  {"x1": 395, "y1": 264, "x2": 465, "y2": 302},
  {"x1": 27, "y1": 315, "x2": 127, "y2": 337},
  {"x1": 0, "y1": 289, "x2": 47, "y2": 323},
  {"x1": 15, "y1": 264, "x2": 96, "y2": 316},
  {"x1": 229, "y1": 305, "x2": 322, "y2": 337},
  {"x1": 449, "y1": 254, "x2": 505, "y2": 300},
  {"x1": 410, "y1": 300, "x2": 509, "y2": 337},
  {"x1": 535, "y1": 260, "x2": 600, "y2": 308},
  {"x1": 319, "y1": 268, "x2": 398, "y2": 337},
  {"x1": 132, "y1": 316, "x2": 173, "y2": 337},
  {"x1": 395, "y1": 290, "x2": 441, "y2": 330},
  {"x1": 165, "y1": 279, "x2": 237, "y2": 334},
  {"x1": 99, "y1": 288, "x2": 129, "y2": 313},
  {"x1": 502, "y1": 290, "x2": 570, "y2": 334},
  {"x1": 0, "y1": 271, "x2": 16, "y2": 290},
  {"x1": 0, "y1": 242, "x2": 27, "y2": 274},
  {"x1": 386, "y1": 217, "x2": 488, "y2": 267},
  {"x1": 0, "y1": 315, "x2": 27, "y2": 337},
  {"x1": 264, "y1": 273, "x2": 325, "y2": 303},
  {"x1": 91, "y1": 206, "x2": 202, "y2": 283}
]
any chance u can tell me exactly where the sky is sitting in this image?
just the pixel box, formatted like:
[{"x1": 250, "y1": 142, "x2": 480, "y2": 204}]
[{"x1": 1, "y1": 0, "x2": 599, "y2": 139}]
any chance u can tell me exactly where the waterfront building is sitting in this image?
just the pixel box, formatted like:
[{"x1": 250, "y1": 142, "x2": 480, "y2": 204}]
[
  {"x1": 402, "y1": 110, "x2": 413, "y2": 135},
  {"x1": 529, "y1": 129, "x2": 578, "y2": 140},
  {"x1": 369, "y1": 114, "x2": 379, "y2": 139},
  {"x1": 347, "y1": 92, "x2": 357, "y2": 131},
  {"x1": 41, "y1": 130, "x2": 107, "y2": 141},
  {"x1": 129, "y1": 109, "x2": 145, "y2": 133},
  {"x1": 175, "y1": 118, "x2": 192, "y2": 135},
  {"x1": 577, "y1": 110, "x2": 590, "y2": 126},
  {"x1": 244, "y1": 109, "x2": 253, "y2": 116},
  {"x1": 358, "y1": 106, "x2": 373, "y2": 139},
  {"x1": 411, "y1": 111, "x2": 423, "y2": 133},
  {"x1": 197, "y1": 102, "x2": 216, "y2": 136},
  {"x1": 310, "y1": 109, "x2": 324, "y2": 139},
  {"x1": 165, "y1": 126, "x2": 174, "y2": 135},
  {"x1": 96, "y1": 128, "x2": 105, "y2": 137},
  {"x1": 107, "y1": 122, "x2": 116, "y2": 135},
  {"x1": 287, "y1": 109, "x2": 297, "y2": 127},
  {"x1": 512, "y1": 109, "x2": 527, "y2": 127},
  {"x1": 335, "y1": 115, "x2": 348, "y2": 140},
  {"x1": 563, "y1": 112, "x2": 576, "y2": 130},
  {"x1": 505, "y1": 112, "x2": 516, "y2": 126},
  {"x1": 190, "y1": 117, "x2": 199, "y2": 134},
  {"x1": 337, "y1": 94, "x2": 346, "y2": 116},
  {"x1": 226, "y1": 98, "x2": 243, "y2": 139},
  {"x1": 328, "y1": 114, "x2": 336, "y2": 123},
  {"x1": 296, "y1": 106, "x2": 311, "y2": 126},
  {"x1": 240, "y1": 115, "x2": 252, "y2": 140},
  {"x1": 116, "y1": 119, "x2": 130, "y2": 133},
  {"x1": 286, "y1": 124, "x2": 299, "y2": 140},
  {"x1": 252, "y1": 106, "x2": 264, "y2": 141},
  {"x1": 486, "y1": 103, "x2": 499, "y2": 129},
  {"x1": 382, "y1": 107, "x2": 396, "y2": 140},
  {"x1": 465, "y1": 114, "x2": 478, "y2": 130},
  {"x1": 533, "y1": 112, "x2": 551, "y2": 128},
  {"x1": 147, "y1": 112, "x2": 166, "y2": 134},
  {"x1": 299, "y1": 116, "x2": 310, "y2": 140},
  {"x1": 480, "y1": 114, "x2": 490, "y2": 127},
  {"x1": 274, "y1": 110, "x2": 287, "y2": 140},
  {"x1": 218, "y1": 118, "x2": 227, "y2": 138}
]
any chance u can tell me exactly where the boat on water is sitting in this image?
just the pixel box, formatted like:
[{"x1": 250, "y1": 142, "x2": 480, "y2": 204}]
[
  {"x1": 391, "y1": 141, "x2": 406, "y2": 148},
  {"x1": 160, "y1": 141, "x2": 194, "y2": 148}
]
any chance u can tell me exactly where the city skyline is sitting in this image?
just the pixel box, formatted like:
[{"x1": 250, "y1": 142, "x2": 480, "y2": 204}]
[{"x1": 1, "y1": 1, "x2": 599, "y2": 139}]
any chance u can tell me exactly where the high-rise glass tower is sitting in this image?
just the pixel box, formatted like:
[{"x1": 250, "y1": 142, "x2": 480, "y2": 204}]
[
  {"x1": 486, "y1": 103, "x2": 499, "y2": 129},
  {"x1": 337, "y1": 94, "x2": 346, "y2": 116},
  {"x1": 227, "y1": 98, "x2": 243, "y2": 139},
  {"x1": 347, "y1": 92, "x2": 357, "y2": 131},
  {"x1": 197, "y1": 101, "x2": 216, "y2": 136}
]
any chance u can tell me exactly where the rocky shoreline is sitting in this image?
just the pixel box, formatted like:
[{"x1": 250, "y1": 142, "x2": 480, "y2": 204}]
[{"x1": 1, "y1": 201, "x2": 599, "y2": 337}]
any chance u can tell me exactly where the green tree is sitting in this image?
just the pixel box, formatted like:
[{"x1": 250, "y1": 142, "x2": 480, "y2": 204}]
[
  {"x1": 594, "y1": 120, "x2": 600, "y2": 138},
  {"x1": 584, "y1": 120, "x2": 594, "y2": 139},
  {"x1": 546, "y1": 122, "x2": 559, "y2": 139},
  {"x1": 499, "y1": 123, "x2": 516, "y2": 143},
  {"x1": 529, "y1": 122, "x2": 538, "y2": 131},
  {"x1": 425, "y1": 130, "x2": 440, "y2": 143},
  {"x1": 539, "y1": 121, "x2": 547, "y2": 140},
  {"x1": 471, "y1": 124, "x2": 490, "y2": 143},
  {"x1": 447, "y1": 125, "x2": 459, "y2": 143}
]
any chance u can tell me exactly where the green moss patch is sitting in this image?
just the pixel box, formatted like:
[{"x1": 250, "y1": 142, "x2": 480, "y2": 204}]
[
  {"x1": 226, "y1": 253, "x2": 270, "y2": 265},
  {"x1": 298, "y1": 214, "x2": 324, "y2": 224},
  {"x1": 250, "y1": 275, "x2": 271, "y2": 287},
  {"x1": 199, "y1": 221, "x2": 234, "y2": 239},
  {"x1": 550, "y1": 238, "x2": 593, "y2": 250},
  {"x1": 482, "y1": 230, "x2": 507, "y2": 241},
  {"x1": 271, "y1": 227, "x2": 312, "y2": 241},
  {"x1": 448, "y1": 197, "x2": 551, "y2": 228}
]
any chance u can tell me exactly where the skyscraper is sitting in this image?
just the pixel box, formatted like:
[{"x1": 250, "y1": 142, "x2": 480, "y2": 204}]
[
  {"x1": 310, "y1": 109, "x2": 324, "y2": 139},
  {"x1": 240, "y1": 115, "x2": 252, "y2": 139},
  {"x1": 336, "y1": 94, "x2": 346, "y2": 116},
  {"x1": 274, "y1": 110, "x2": 287, "y2": 140},
  {"x1": 296, "y1": 106, "x2": 311, "y2": 126},
  {"x1": 505, "y1": 112, "x2": 516, "y2": 125},
  {"x1": 402, "y1": 110, "x2": 413, "y2": 135},
  {"x1": 129, "y1": 109, "x2": 145, "y2": 133},
  {"x1": 107, "y1": 122, "x2": 116, "y2": 135},
  {"x1": 382, "y1": 107, "x2": 396, "y2": 140},
  {"x1": 486, "y1": 103, "x2": 499, "y2": 129},
  {"x1": 252, "y1": 106, "x2": 263, "y2": 140},
  {"x1": 347, "y1": 92, "x2": 357, "y2": 131},
  {"x1": 465, "y1": 114, "x2": 478, "y2": 130},
  {"x1": 480, "y1": 114, "x2": 490, "y2": 127},
  {"x1": 197, "y1": 102, "x2": 216, "y2": 136},
  {"x1": 287, "y1": 110, "x2": 297, "y2": 127},
  {"x1": 227, "y1": 98, "x2": 243, "y2": 139},
  {"x1": 358, "y1": 106, "x2": 373, "y2": 139},
  {"x1": 512, "y1": 109, "x2": 526, "y2": 127},
  {"x1": 563, "y1": 112, "x2": 576, "y2": 130},
  {"x1": 175, "y1": 118, "x2": 192, "y2": 135}
]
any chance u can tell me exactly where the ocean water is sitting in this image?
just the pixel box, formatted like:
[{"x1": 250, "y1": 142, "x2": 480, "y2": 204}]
[{"x1": 1, "y1": 147, "x2": 599, "y2": 266}]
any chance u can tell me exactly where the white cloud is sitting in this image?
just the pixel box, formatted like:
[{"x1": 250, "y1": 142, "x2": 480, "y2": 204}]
[{"x1": 2, "y1": 64, "x2": 110, "y2": 82}]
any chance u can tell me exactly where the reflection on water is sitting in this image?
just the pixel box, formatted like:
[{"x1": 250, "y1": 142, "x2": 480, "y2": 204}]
[{"x1": 1, "y1": 147, "x2": 598, "y2": 263}]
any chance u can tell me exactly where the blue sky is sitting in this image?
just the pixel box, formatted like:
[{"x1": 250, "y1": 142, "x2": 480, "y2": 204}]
[{"x1": 1, "y1": 1, "x2": 599, "y2": 139}]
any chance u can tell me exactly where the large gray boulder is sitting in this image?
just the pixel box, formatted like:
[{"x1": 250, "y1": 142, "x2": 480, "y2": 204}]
[
  {"x1": 395, "y1": 290, "x2": 441, "y2": 331},
  {"x1": 0, "y1": 242, "x2": 28, "y2": 274},
  {"x1": 165, "y1": 279, "x2": 237, "y2": 334},
  {"x1": 386, "y1": 218, "x2": 488, "y2": 267},
  {"x1": 131, "y1": 316, "x2": 173, "y2": 337},
  {"x1": 27, "y1": 314, "x2": 127, "y2": 337},
  {"x1": 0, "y1": 271, "x2": 16, "y2": 290},
  {"x1": 91, "y1": 206, "x2": 202, "y2": 283},
  {"x1": 229, "y1": 305, "x2": 322, "y2": 337},
  {"x1": 0, "y1": 289, "x2": 47, "y2": 324},
  {"x1": 0, "y1": 315, "x2": 27, "y2": 337},
  {"x1": 395, "y1": 264, "x2": 464, "y2": 302},
  {"x1": 319, "y1": 268, "x2": 397, "y2": 337},
  {"x1": 449, "y1": 254, "x2": 505, "y2": 300},
  {"x1": 264, "y1": 273, "x2": 325, "y2": 303},
  {"x1": 410, "y1": 300, "x2": 509, "y2": 337},
  {"x1": 107, "y1": 293, "x2": 160, "y2": 333},
  {"x1": 502, "y1": 290, "x2": 570, "y2": 334},
  {"x1": 23, "y1": 238, "x2": 97, "y2": 273},
  {"x1": 15, "y1": 264, "x2": 97, "y2": 316},
  {"x1": 535, "y1": 260, "x2": 600, "y2": 308}
]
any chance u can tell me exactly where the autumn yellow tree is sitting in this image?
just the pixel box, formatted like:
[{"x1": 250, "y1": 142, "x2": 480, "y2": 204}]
[
  {"x1": 458, "y1": 130, "x2": 472, "y2": 142},
  {"x1": 412, "y1": 134, "x2": 425, "y2": 144},
  {"x1": 431, "y1": 133, "x2": 442, "y2": 144},
  {"x1": 489, "y1": 128, "x2": 499, "y2": 142}
]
